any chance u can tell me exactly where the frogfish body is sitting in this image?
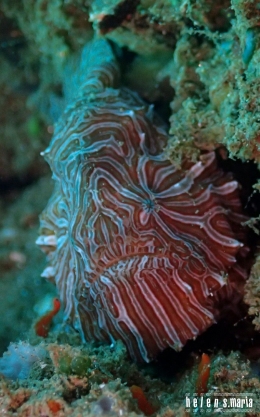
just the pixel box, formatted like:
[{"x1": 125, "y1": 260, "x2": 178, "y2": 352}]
[{"x1": 37, "y1": 39, "x2": 247, "y2": 362}]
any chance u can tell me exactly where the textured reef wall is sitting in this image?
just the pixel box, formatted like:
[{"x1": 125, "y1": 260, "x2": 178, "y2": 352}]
[{"x1": 1, "y1": 0, "x2": 260, "y2": 416}]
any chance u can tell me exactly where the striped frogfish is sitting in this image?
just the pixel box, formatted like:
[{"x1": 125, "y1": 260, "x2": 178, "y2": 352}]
[{"x1": 37, "y1": 39, "x2": 248, "y2": 362}]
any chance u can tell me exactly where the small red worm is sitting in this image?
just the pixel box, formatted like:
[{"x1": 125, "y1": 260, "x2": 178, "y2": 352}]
[
  {"x1": 130, "y1": 385, "x2": 156, "y2": 416},
  {"x1": 196, "y1": 353, "x2": 211, "y2": 395},
  {"x1": 35, "y1": 298, "x2": 61, "y2": 338}
]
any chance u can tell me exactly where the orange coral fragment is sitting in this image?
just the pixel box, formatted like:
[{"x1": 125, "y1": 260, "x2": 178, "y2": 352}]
[
  {"x1": 47, "y1": 399, "x2": 62, "y2": 413},
  {"x1": 35, "y1": 298, "x2": 61, "y2": 338},
  {"x1": 130, "y1": 385, "x2": 156, "y2": 416},
  {"x1": 196, "y1": 353, "x2": 211, "y2": 395}
]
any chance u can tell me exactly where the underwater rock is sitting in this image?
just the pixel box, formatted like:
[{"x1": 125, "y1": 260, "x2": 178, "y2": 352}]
[
  {"x1": 37, "y1": 39, "x2": 248, "y2": 362},
  {"x1": 90, "y1": 0, "x2": 139, "y2": 34}
]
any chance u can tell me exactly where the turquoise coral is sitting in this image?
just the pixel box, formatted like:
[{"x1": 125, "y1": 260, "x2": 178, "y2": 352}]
[{"x1": 0, "y1": 342, "x2": 47, "y2": 380}]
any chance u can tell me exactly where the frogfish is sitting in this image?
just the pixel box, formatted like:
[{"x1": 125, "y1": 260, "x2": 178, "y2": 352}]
[{"x1": 37, "y1": 39, "x2": 248, "y2": 362}]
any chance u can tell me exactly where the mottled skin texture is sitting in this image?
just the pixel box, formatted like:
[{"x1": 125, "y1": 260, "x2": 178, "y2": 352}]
[{"x1": 37, "y1": 40, "x2": 247, "y2": 362}]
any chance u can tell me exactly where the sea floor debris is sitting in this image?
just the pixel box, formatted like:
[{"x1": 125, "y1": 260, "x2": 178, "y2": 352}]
[{"x1": 0, "y1": 335, "x2": 260, "y2": 416}]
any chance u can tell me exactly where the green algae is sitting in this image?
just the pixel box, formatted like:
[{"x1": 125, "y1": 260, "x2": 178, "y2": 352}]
[
  {"x1": 26, "y1": 116, "x2": 42, "y2": 138},
  {"x1": 57, "y1": 352, "x2": 73, "y2": 375},
  {"x1": 57, "y1": 351, "x2": 91, "y2": 376},
  {"x1": 71, "y1": 355, "x2": 91, "y2": 376}
]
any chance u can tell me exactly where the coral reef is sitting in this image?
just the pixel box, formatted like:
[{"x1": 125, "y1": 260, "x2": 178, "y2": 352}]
[{"x1": 0, "y1": 338, "x2": 260, "y2": 415}]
